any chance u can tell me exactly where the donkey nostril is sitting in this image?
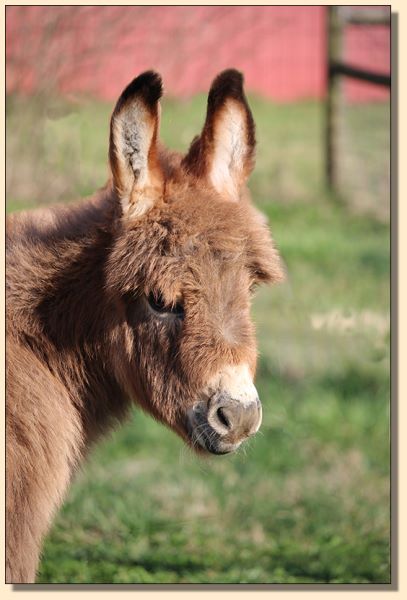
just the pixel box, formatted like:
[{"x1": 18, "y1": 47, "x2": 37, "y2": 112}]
[
  {"x1": 216, "y1": 406, "x2": 231, "y2": 429},
  {"x1": 207, "y1": 397, "x2": 261, "y2": 438}
]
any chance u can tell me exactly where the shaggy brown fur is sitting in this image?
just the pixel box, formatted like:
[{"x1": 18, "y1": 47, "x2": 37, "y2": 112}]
[{"x1": 6, "y1": 69, "x2": 283, "y2": 583}]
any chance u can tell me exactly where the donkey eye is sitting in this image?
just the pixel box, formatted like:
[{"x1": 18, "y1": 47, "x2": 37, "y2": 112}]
[{"x1": 147, "y1": 292, "x2": 184, "y2": 319}]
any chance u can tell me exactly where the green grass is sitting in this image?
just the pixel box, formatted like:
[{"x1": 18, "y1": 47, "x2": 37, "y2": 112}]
[{"x1": 7, "y1": 93, "x2": 390, "y2": 584}]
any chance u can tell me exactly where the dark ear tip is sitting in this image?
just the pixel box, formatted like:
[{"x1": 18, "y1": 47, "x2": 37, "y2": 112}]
[
  {"x1": 116, "y1": 71, "x2": 163, "y2": 110},
  {"x1": 213, "y1": 68, "x2": 244, "y2": 86},
  {"x1": 209, "y1": 68, "x2": 245, "y2": 101}
]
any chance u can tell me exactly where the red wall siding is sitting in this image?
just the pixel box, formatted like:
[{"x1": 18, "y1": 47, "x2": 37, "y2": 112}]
[
  {"x1": 344, "y1": 22, "x2": 391, "y2": 102},
  {"x1": 6, "y1": 6, "x2": 390, "y2": 103}
]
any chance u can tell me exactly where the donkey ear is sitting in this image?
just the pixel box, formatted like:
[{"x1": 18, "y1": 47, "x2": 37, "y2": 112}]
[
  {"x1": 182, "y1": 69, "x2": 255, "y2": 201},
  {"x1": 109, "y1": 71, "x2": 164, "y2": 219}
]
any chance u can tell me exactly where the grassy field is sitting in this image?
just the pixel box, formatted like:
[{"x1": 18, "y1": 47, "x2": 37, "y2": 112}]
[{"x1": 6, "y1": 93, "x2": 390, "y2": 584}]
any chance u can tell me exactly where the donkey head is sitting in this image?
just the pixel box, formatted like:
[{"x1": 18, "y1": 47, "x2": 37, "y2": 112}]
[{"x1": 106, "y1": 70, "x2": 283, "y2": 455}]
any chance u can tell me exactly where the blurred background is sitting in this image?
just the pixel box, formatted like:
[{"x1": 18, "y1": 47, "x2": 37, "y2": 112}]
[{"x1": 6, "y1": 6, "x2": 391, "y2": 584}]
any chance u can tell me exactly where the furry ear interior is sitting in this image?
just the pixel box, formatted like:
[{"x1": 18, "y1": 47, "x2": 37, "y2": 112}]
[
  {"x1": 182, "y1": 69, "x2": 256, "y2": 201},
  {"x1": 109, "y1": 71, "x2": 164, "y2": 219}
]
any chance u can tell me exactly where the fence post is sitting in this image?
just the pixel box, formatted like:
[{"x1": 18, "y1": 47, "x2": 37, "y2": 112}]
[{"x1": 325, "y1": 6, "x2": 342, "y2": 190}]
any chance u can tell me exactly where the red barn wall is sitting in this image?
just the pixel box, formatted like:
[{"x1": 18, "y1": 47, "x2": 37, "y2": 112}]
[{"x1": 6, "y1": 6, "x2": 390, "y2": 103}]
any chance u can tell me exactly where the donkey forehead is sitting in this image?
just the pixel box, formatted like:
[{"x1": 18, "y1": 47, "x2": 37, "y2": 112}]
[
  {"x1": 141, "y1": 225, "x2": 251, "y2": 293},
  {"x1": 154, "y1": 191, "x2": 261, "y2": 253},
  {"x1": 116, "y1": 189, "x2": 280, "y2": 296}
]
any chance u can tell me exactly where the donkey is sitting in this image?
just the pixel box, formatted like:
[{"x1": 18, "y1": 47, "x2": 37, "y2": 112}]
[{"x1": 6, "y1": 69, "x2": 283, "y2": 583}]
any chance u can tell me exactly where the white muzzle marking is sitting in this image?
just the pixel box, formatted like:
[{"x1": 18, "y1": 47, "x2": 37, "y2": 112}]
[{"x1": 208, "y1": 363, "x2": 259, "y2": 405}]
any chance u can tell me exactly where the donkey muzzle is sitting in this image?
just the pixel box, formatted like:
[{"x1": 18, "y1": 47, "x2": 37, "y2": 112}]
[
  {"x1": 187, "y1": 364, "x2": 262, "y2": 454},
  {"x1": 207, "y1": 392, "x2": 261, "y2": 439}
]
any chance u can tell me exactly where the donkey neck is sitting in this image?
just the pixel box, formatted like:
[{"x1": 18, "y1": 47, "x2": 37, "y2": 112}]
[
  {"x1": 30, "y1": 192, "x2": 117, "y2": 347},
  {"x1": 9, "y1": 191, "x2": 132, "y2": 442}
]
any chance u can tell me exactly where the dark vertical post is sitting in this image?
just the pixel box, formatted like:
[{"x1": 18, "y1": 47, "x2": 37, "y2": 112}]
[{"x1": 325, "y1": 6, "x2": 342, "y2": 190}]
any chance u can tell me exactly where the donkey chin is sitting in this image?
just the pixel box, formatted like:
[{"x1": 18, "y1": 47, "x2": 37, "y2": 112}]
[{"x1": 186, "y1": 364, "x2": 262, "y2": 455}]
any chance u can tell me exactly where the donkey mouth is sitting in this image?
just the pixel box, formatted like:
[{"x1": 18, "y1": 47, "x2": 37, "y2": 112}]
[
  {"x1": 186, "y1": 405, "x2": 243, "y2": 455},
  {"x1": 186, "y1": 383, "x2": 262, "y2": 455},
  {"x1": 191, "y1": 425, "x2": 240, "y2": 455}
]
